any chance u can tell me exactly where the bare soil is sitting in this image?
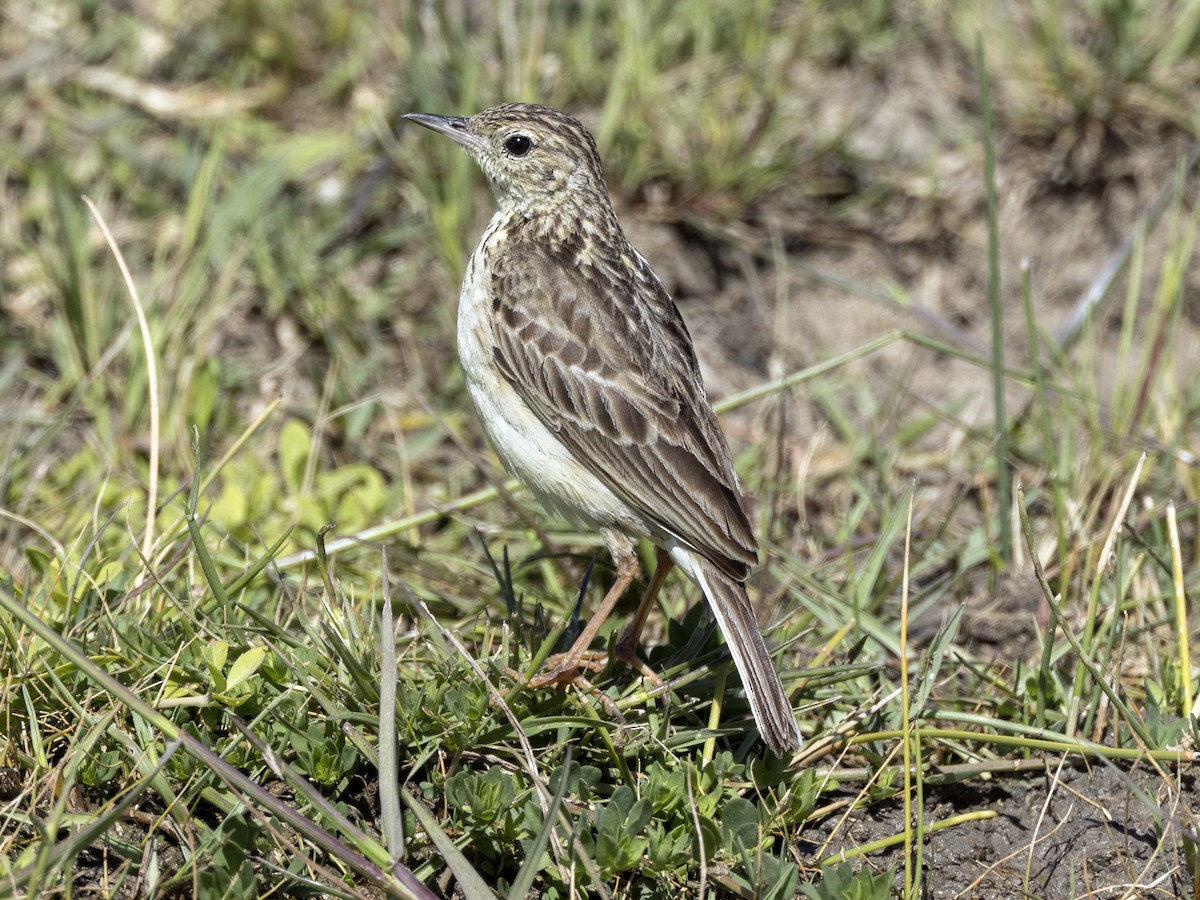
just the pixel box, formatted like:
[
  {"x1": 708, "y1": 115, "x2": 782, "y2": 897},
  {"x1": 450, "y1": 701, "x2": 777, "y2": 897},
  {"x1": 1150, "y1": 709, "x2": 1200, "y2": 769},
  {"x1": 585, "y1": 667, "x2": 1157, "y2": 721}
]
[{"x1": 807, "y1": 763, "x2": 1196, "y2": 898}]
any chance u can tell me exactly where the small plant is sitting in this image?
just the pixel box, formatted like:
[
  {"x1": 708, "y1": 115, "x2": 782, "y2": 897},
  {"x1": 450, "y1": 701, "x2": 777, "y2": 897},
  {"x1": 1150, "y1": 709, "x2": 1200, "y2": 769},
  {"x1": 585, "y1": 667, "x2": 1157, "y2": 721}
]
[{"x1": 800, "y1": 861, "x2": 895, "y2": 900}]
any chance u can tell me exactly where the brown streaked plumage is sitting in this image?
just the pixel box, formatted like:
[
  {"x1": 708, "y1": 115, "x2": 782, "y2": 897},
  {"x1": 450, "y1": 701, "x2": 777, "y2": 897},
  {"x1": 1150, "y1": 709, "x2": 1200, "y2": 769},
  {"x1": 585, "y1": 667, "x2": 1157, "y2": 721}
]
[{"x1": 406, "y1": 103, "x2": 804, "y2": 755}]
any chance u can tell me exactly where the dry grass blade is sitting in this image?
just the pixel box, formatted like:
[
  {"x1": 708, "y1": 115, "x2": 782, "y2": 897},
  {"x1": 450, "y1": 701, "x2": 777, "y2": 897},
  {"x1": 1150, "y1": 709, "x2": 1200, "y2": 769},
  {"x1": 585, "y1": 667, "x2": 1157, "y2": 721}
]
[{"x1": 82, "y1": 196, "x2": 159, "y2": 569}]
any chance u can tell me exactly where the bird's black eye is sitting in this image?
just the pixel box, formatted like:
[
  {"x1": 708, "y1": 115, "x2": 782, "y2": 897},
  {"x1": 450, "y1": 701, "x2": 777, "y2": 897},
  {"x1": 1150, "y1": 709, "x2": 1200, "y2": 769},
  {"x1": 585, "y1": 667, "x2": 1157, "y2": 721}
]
[{"x1": 505, "y1": 134, "x2": 533, "y2": 157}]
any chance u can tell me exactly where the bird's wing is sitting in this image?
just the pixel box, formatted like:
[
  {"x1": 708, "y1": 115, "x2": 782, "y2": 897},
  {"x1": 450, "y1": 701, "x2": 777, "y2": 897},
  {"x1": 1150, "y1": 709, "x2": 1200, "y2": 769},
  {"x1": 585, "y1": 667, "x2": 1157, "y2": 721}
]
[{"x1": 488, "y1": 238, "x2": 757, "y2": 579}]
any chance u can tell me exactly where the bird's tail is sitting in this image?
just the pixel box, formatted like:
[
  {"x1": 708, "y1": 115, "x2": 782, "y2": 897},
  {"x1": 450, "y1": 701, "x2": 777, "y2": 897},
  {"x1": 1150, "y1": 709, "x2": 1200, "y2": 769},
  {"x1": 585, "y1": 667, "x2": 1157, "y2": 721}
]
[{"x1": 679, "y1": 551, "x2": 804, "y2": 756}]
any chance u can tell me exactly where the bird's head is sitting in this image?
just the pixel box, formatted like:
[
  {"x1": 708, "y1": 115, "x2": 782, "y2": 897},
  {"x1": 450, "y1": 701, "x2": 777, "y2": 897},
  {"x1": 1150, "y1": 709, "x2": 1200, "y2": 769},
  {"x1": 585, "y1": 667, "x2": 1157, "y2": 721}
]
[{"x1": 405, "y1": 103, "x2": 611, "y2": 221}]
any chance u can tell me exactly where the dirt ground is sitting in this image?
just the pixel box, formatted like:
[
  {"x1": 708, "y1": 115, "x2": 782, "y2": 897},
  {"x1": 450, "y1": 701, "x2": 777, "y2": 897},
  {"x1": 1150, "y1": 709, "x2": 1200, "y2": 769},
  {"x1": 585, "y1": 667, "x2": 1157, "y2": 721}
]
[{"x1": 807, "y1": 763, "x2": 1196, "y2": 898}]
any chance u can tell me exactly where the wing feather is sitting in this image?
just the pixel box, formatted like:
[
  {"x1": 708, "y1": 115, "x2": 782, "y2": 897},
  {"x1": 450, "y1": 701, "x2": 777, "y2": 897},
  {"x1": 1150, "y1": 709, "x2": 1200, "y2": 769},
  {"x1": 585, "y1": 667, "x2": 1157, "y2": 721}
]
[{"x1": 489, "y1": 237, "x2": 757, "y2": 579}]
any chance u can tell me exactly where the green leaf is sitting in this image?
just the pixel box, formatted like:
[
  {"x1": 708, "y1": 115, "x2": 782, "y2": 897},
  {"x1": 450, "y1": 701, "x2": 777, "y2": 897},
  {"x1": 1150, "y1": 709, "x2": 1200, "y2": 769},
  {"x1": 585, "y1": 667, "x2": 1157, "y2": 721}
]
[
  {"x1": 196, "y1": 811, "x2": 257, "y2": 898},
  {"x1": 720, "y1": 796, "x2": 760, "y2": 853},
  {"x1": 475, "y1": 767, "x2": 516, "y2": 824},
  {"x1": 210, "y1": 481, "x2": 249, "y2": 531},
  {"x1": 800, "y1": 861, "x2": 895, "y2": 900},
  {"x1": 594, "y1": 786, "x2": 651, "y2": 875},
  {"x1": 645, "y1": 761, "x2": 688, "y2": 815},
  {"x1": 190, "y1": 358, "x2": 220, "y2": 431},
  {"x1": 225, "y1": 646, "x2": 266, "y2": 691},
  {"x1": 279, "y1": 418, "x2": 311, "y2": 495},
  {"x1": 204, "y1": 640, "x2": 229, "y2": 692},
  {"x1": 755, "y1": 854, "x2": 801, "y2": 900},
  {"x1": 693, "y1": 814, "x2": 721, "y2": 863}
]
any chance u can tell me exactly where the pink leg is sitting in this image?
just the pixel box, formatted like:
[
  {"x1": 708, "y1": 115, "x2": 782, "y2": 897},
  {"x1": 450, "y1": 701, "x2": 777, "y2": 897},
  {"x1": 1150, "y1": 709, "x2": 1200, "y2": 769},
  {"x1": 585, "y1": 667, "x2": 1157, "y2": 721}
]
[
  {"x1": 529, "y1": 529, "x2": 640, "y2": 687},
  {"x1": 615, "y1": 546, "x2": 673, "y2": 664}
]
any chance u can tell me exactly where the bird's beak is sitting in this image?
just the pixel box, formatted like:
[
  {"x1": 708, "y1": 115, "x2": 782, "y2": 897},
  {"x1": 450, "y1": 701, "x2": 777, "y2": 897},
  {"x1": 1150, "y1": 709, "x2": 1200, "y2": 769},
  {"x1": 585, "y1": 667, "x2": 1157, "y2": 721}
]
[{"x1": 403, "y1": 113, "x2": 484, "y2": 151}]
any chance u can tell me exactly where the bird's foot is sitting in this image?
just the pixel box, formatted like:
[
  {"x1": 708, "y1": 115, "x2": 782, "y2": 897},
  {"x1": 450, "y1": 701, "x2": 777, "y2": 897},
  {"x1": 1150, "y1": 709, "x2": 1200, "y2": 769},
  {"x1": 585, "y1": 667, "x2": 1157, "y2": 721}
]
[
  {"x1": 613, "y1": 636, "x2": 665, "y2": 690},
  {"x1": 526, "y1": 645, "x2": 664, "y2": 690},
  {"x1": 527, "y1": 649, "x2": 608, "y2": 688},
  {"x1": 514, "y1": 659, "x2": 627, "y2": 726}
]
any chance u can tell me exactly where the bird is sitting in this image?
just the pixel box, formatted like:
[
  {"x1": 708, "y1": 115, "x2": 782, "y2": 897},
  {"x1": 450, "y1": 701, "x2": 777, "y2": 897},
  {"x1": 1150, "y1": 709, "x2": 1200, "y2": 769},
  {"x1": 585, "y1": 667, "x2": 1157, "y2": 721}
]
[{"x1": 405, "y1": 103, "x2": 804, "y2": 755}]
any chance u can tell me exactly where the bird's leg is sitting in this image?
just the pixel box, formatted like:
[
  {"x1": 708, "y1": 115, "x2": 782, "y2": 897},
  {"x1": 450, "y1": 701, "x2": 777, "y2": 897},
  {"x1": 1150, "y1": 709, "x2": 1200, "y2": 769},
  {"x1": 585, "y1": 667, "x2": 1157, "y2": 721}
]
[
  {"x1": 529, "y1": 530, "x2": 639, "y2": 688},
  {"x1": 570, "y1": 673, "x2": 629, "y2": 726},
  {"x1": 613, "y1": 547, "x2": 673, "y2": 685}
]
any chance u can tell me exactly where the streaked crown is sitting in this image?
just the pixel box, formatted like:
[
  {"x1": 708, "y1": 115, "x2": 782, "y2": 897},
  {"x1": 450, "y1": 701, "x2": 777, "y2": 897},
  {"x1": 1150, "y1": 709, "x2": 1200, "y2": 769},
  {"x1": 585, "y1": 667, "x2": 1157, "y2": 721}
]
[{"x1": 405, "y1": 104, "x2": 613, "y2": 222}]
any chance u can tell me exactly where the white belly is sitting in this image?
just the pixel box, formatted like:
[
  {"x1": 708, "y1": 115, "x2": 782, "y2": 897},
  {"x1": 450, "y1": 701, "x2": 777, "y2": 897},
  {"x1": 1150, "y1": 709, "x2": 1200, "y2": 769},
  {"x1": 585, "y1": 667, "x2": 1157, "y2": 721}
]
[{"x1": 456, "y1": 223, "x2": 651, "y2": 538}]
